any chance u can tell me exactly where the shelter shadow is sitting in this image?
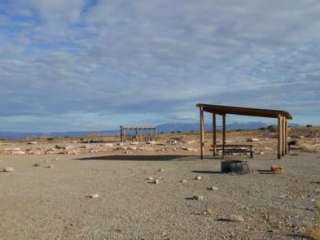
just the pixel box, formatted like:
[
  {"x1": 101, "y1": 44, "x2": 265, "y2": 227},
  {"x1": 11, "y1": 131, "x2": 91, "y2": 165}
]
[{"x1": 77, "y1": 155, "x2": 194, "y2": 161}]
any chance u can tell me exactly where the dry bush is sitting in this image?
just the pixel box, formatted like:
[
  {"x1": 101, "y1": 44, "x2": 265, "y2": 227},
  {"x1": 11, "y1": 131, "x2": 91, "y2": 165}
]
[
  {"x1": 304, "y1": 201, "x2": 320, "y2": 240},
  {"x1": 300, "y1": 143, "x2": 320, "y2": 153}
]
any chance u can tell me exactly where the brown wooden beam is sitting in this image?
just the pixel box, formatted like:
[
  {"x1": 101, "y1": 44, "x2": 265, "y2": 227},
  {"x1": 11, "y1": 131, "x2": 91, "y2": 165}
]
[
  {"x1": 212, "y1": 113, "x2": 216, "y2": 156},
  {"x1": 282, "y1": 117, "x2": 286, "y2": 156},
  {"x1": 285, "y1": 118, "x2": 289, "y2": 154},
  {"x1": 222, "y1": 114, "x2": 226, "y2": 158},
  {"x1": 199, "y1": 106, "x2": 205, "y2": 159},
  {"x1": 277, "y1": 115, "x2": 282, "y2": 159}
]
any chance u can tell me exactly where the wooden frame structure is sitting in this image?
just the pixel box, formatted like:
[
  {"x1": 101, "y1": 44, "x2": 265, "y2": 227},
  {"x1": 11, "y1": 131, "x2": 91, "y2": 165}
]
[
  {"x1": 196, "y1": 104, "x2": 292, "y2": 160},
  {"x1": 120, "y1": 125, "x2": 157, "y2": 142}
]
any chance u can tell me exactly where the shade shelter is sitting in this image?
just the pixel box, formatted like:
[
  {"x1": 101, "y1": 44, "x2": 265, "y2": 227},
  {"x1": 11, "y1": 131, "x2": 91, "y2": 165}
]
[{"x1": 196, "y1": 104, "x2": 292, "y2": 159}]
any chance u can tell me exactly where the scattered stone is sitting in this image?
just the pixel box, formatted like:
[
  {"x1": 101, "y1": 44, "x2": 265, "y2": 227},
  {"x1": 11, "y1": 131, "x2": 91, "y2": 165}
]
[
  {"x1": 87, "y1": 194, "x2": 99, "y2": 199},
  {"x1": 32, "y1": 163, "x2": 40, "y2": 167},
  {"x1": 104, "y1": 143, "x2": 114, "y2": 147},
  {"x1": 28, "y1": 141, "x2": 38, "y2": 145},
  {"x1": 152, "y1": 179, "x2": 160, "y2": 184},
  {"x1": 182, "y1": 147, "x2": 196, "y2": 152},
  {"x1": 181, "y1": 179, "x2": 188, "y2": 184},
  {"x1": 65, "y1": 145, "x2": 74, "y2": 150},
  {"x1": 127, "y1": 146, "x2": 137, "y2": 151},
  {"x1": 46, "y1": 165, "x2": 54, "y2": 169},
  {"x1": 247, "y1": 138, "x2": 260, "y2": 142},
  {"x1": 207, "y1": 186, "x2": 219, "y2": 191},
  {"x1": 146, "y1": 140, "x2": 157, "y2": 145},
  {"x1": 146, "y1": 176, "x2": 154, "y2": 181},
  {"x1": 167, "y1": 140, "x2": 178, "y2": 145},
  {"x1": 192, "y1": 195, "x2": 204, "y2": 201},
  {"x1": 271, "y1": 165, "x2": 283, "y2": 174},
  {"x1": 203, "y1": 208, "x2": 214, "y2": 216},
  {"x1": 195, "y1": 176, "x2": 202, "y2": 181},
  {"x1": 12, "y1": 150, "x2": 26, "y2": 155},
  {"x1": 4, "y1": 147, "x2": 21, "y2": 151},
  {"x1": 2, "y1": 167, "x2": 15, "y2": 173},
  {"x1": 226, "y1": 214, "x2": 245, "y2": 222},
  {"x1": 55, "y1": 145, "x2": 65, "y2": 150}
]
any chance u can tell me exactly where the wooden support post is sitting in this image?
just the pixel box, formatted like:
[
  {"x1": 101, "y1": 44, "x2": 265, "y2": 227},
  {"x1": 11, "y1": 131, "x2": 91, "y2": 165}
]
[
  {"x1": 282, "y1": 117, "x2": 286, "y2": 156},
  {"x1": 222, "y1": 114, "x2": 226, "y2": 158},
  {"x1": 277, "y1": 115, "x2": 282, "y2": 159},
  {"x1": 285, "y1": 118, "x2": 289, "y2": 154},
  {"x1": 212, "y1": 113, "x2": 217, "y2": 156},
  {"x1": 120, "y1": 126, "x2": 123, "y2": 142},
  {"x1": 199, "y1": 107, "x2": 205, "y2": 159}
]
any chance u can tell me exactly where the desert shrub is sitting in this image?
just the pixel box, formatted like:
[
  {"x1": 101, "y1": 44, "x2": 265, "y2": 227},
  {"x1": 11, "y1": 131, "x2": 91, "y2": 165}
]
[{"x1": 300, "y1": 143, "x2": 320, "y2": 153}]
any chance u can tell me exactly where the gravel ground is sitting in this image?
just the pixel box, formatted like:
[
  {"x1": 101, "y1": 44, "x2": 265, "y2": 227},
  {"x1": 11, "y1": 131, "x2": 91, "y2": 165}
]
[{"x1": 0, "y1": 151, "x2": 319, "y2": 240}]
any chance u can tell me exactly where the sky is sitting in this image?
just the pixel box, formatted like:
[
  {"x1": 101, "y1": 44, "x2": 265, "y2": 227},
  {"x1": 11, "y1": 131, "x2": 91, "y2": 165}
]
[{"x1": 0, "y1": 0, "x2": 319, "y2": 132}]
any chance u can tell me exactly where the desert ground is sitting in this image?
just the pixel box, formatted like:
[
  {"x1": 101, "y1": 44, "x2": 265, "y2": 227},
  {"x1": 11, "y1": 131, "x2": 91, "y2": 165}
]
[{"x1": 0, "y1": 128, "x2": 320, "y2": 240}]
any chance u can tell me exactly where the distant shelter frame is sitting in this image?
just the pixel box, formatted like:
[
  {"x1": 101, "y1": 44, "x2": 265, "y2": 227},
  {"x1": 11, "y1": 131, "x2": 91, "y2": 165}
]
[{"x1": 120, "y1": 125, "x2": 157, "y2": 142}]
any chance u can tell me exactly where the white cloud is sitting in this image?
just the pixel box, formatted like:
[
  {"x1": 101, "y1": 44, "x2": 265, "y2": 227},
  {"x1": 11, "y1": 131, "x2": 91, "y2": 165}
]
[{"x1": 0, "y1": 0, "x2": 319, "y2": 130}]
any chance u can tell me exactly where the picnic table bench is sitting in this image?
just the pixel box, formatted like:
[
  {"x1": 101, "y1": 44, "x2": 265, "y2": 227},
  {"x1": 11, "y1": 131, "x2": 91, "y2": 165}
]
[{"x1": 213, "y1": 144, "x2": 254, "y2": 158}]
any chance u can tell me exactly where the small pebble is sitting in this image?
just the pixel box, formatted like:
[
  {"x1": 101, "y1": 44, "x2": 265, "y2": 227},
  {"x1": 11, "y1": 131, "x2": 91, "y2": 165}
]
[
  {"x1": 153, "y1": 179, "x2": 160, "y2": 184},
  {"x1": 181, "y1": 179, "x2": 188, "y2": 183},
  {"x1": 195, "y1": 176, "x2": 202, "y2": 181},
  {"x1": 33, "y1": 163, "x2": 40, "y2": 167},
  {"x1": 146, "y1": 177, "x2": 154, "y2": 181},
  {"x1": 87, "y1": 194, "x2": 99, "y2": 199},
  {"x1": 2, "y1": 167, "x2": 15, "y2": 173},
  {"x1": 193, "y1": 195, "x2": 204, "y2": 201},
  {"x1": 46, "y1": 165, "x2": 54, "y2": 168},
  {"x1": 228, "y1": 214, "x2": 245, "y2": 222},
  {"x1": 207, "y1": 186, "x2": 219, "y2": 191}
]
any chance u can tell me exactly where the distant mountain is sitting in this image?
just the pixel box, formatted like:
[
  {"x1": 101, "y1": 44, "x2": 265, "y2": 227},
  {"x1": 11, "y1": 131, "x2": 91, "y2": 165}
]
[
  {"x1": 0, "y1": 130, "x2": 117, "y2": 140},
  {"x1": 0, "y1": 121, "x2": 300, "y2": 140},
  {"x1": 156, "y1": 121, "x2": 269, "y2": 133}
]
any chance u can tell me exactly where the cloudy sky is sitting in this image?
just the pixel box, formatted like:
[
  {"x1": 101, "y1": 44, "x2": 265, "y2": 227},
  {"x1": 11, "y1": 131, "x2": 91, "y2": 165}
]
[{"x1": 0, "y1": 0, "x2": 319, "y2": 131}]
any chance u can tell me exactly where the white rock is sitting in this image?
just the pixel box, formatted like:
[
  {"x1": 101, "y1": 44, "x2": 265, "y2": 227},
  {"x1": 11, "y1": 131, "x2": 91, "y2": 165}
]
[
  {"x1": 127, "y1": 146, "x2": 137, "y2": 151},
  {"x1": 87, "y1": 194, "x2": 99, "y2": 199},
  {"x1": 195, "y1": 176, "x2": 202, "y2": 181},
  {"x1": 4, "y1": 147, "x2": 21, "y2": 151},
  {"x1": 182, "y1": 147, "x2": 195, "y2": 152},
  {"x1": 153, "y1": 179, "x2": 160, "y2": 184},
  {"x1": 12, "y1": 150, "x2": 26, "y2": 155},
  {"x1": 193, "y1": 195, "x2": 204, "y2": 201},
  {"x1": 207, "y1": 186, "x2": 219, "y2": 191},
  {"x1": 65, "y1": 145, "x2": 74, "y2": 150},
  {"x1": 228, "y1": 214, "x2": 245, "y2": 222},
  {"x1": 146, "y1": 141, "x2": 157, "y2": 145},
  {"x1": 181, "y1": 179, "x2": 188, "y2": 183},
  {"x1": 2, "y1": 167, "x2": 15, "y2": 172},
  {"x1": 104, "y1": 143, "x2": 114, "y2": 147},
  {"x1": 147, "y1": 176, "x2": 154, "y2": 181},
  {"x1": 247, "y1": 138, "x2": 260, "y2": 142},
  {"x1": 28, "y1": 141, "x2": 38, "y2": 145}
]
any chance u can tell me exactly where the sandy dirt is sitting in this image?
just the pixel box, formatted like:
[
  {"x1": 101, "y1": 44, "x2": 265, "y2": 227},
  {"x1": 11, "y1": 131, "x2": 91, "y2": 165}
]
[{"x1": 0, "y1": 131, "x2": 320, "y2": 239}]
